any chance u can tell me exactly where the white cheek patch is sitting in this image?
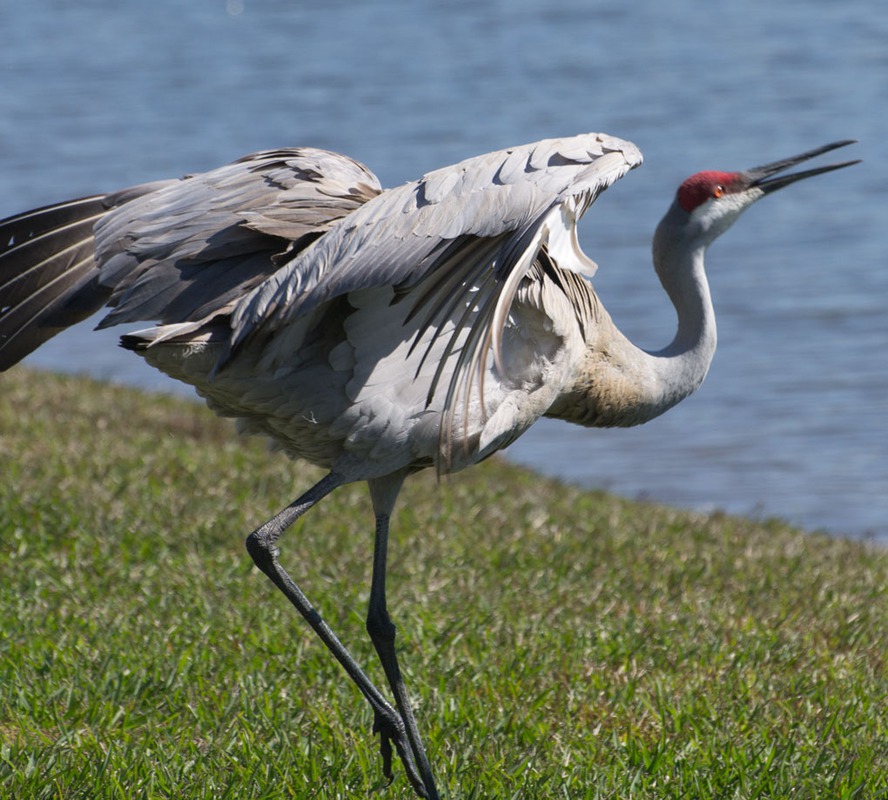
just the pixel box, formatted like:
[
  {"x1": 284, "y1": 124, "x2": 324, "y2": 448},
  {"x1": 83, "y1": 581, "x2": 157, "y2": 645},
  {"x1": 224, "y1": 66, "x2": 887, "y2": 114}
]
[{"x1": 694, "y1": 189, "x2": 762, "y2": 239}]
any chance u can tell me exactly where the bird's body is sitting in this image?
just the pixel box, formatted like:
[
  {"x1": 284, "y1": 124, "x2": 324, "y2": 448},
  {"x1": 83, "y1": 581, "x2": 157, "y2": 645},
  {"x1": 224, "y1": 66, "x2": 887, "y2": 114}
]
[
  {"x1": 0, "y1": 133, "x2": 857, "y2": 799},
  {"x1": 134, "y1": 222, "x2": 632, "y2": 476},
  {"x1": 4, "y1": 134, "x2": 652, "y2": 476}
]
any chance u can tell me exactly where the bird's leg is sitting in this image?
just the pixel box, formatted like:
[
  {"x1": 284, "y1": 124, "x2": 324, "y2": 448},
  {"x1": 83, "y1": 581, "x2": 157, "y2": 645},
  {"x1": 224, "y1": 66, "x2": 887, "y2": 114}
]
[
  {"x1": 366, "y1": 476, "x2": 440, "y2": 800},
  {"x1": 244, "y1": 472, "x2": 426, "y2": 794}
]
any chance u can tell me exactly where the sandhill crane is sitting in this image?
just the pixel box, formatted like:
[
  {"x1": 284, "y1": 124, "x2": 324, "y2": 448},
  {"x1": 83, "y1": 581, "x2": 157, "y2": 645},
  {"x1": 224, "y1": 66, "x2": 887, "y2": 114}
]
[{"x1": 0, "y1": 134, "x2": 857, "y2": 798}]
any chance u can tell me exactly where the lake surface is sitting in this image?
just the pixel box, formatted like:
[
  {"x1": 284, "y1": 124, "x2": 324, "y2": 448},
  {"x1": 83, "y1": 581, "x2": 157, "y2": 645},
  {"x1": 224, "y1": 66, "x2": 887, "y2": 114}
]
[{"x1": 1, "y1": 1, "x2": 885, "y2": 541}]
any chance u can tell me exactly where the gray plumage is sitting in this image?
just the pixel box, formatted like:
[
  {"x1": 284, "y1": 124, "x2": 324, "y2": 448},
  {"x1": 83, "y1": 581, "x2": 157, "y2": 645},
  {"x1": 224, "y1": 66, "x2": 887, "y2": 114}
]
[{"x1": 0, "y1": 133, "x2": 857, "y2": 799}]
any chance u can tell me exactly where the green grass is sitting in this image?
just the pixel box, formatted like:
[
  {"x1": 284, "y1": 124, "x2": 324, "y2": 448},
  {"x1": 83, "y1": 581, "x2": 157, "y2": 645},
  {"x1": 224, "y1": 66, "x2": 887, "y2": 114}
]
[{"x1": 1, "y1": 368, "x2": 886, "y2": 799}]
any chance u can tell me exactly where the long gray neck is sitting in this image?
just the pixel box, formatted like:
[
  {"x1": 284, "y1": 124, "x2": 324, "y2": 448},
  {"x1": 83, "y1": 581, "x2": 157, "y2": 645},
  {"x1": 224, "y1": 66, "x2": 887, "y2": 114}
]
[
  {"x1": 546, "y1": 211, "x2": 717, "y2": 429},
  {"x1": 646, "y1": 230, "x2": 717, "y2": 407}
]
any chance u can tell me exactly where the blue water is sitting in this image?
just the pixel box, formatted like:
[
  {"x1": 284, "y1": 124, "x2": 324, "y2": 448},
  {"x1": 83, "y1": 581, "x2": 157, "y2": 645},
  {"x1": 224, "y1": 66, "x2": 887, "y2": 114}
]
[{"x1": 1, "y1": 1, "x2": 885, "y2": 540}]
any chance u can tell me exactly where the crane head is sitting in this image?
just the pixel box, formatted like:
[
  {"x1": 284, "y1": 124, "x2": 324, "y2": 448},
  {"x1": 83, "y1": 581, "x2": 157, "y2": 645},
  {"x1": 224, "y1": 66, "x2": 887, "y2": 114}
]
[{"x1": 670, "y1": 140, "x2": 859, "y2": 245}]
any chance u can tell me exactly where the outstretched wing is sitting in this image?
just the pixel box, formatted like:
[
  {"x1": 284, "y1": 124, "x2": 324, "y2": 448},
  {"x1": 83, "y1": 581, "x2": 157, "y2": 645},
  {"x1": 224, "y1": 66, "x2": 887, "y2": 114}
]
[
  {"x1": 0, "y1": 148, "x2": 382, "y2": 370},
  {"x1": 0, "y1": 182, "x2": 174, "y2": 369},
  {"x1": 94, "y1": 148, "x2": 382, "y2": 329},
  {"x1": 230, "y1": 134, "x2": 640, "y2": 344},
  {"x1": 224, "y1": 133, "x2": 642, "y2": 411}
]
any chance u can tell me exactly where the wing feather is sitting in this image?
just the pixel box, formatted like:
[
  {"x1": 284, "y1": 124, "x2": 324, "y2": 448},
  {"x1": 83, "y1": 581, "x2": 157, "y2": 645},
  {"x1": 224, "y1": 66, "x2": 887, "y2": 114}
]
[
  {"x1": 228, "y1": 133, "x2": 641, "y2": 350},
  {"x1": 1, "y1": 133, "x2": 642, "y2": 467},
  {"x1": 224, "y1": 133, "x2": 642, "y2": 460},
  {"x1": 0, "y1": 186, "x2": 167, "y2": 369},
  {"x1": 96, "y1": 148, "x2": 382, "y2": 329},
  {"x1": 0, "y1": 149, "x2": 382, "y2": 370}
]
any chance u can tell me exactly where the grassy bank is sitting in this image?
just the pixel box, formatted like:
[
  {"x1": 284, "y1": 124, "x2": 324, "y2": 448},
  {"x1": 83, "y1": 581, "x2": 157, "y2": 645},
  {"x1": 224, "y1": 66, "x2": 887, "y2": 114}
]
[{"x1": 1, "y1": 368, "x2": 886, "y2": 799}]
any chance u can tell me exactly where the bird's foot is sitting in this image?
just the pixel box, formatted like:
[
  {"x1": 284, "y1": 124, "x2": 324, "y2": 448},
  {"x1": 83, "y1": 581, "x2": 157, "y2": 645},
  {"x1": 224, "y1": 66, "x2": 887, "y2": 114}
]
[{"x1": 373, "y1": 708, "x2": 429, "y2": 799}]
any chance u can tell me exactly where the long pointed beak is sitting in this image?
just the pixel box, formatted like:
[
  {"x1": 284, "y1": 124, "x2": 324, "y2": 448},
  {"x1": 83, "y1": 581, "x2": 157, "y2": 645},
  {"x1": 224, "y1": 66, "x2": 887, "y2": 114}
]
[{"x1": 747, "y1": 140, "x2": 860, "y2": 194}]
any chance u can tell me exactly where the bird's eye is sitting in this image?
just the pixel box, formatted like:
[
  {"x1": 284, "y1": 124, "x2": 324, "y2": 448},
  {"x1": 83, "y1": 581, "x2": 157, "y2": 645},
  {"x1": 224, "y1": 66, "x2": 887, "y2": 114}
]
[{"x1": 713, "y1": 185, "x2": 725, "y2": 198}]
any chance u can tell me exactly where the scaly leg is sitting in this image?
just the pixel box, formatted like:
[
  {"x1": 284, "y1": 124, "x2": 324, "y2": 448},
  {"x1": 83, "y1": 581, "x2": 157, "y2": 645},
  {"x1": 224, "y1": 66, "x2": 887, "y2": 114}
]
[
  {"x1": 366, "y1": 475, "x2": 440, "y2": 800},
  {"x1": 244, "y1": 472, "x2": 428, "y2": 796}
]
